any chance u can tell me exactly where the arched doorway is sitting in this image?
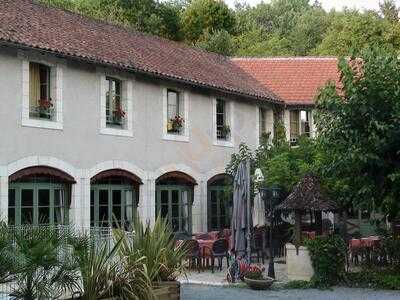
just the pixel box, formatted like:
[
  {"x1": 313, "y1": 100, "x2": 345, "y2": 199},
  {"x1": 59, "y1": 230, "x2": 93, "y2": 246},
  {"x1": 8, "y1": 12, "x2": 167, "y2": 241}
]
[
  {"x1": 8, "y1": 166, "x2": 75, "y2": 226},
  {"x1": 155, "y1": 171, "x2": 197, "y2": 236},
  {"x1": 90, "y1": 169, "x2": 142, "y2": 228},
  {"x1": 207, "y1": 174, "x2": 233, "y2": 232}
]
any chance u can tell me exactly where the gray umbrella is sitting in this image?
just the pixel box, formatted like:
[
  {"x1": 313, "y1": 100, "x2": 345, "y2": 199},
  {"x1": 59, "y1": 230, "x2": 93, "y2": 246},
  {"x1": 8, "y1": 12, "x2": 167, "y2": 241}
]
[{"x1": 230, "y1": 160, "x2": 251, "y2": 258}]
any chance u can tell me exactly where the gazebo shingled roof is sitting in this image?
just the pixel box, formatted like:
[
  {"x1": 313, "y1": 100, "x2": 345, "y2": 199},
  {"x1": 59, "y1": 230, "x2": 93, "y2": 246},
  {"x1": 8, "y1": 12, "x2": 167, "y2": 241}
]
[{"x1": 277, "y1": 174, "x2": 337, "y2": 212}]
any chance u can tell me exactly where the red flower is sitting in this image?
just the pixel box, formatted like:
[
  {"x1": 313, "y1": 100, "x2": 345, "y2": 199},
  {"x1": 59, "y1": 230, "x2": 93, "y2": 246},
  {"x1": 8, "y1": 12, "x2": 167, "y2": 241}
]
[
  {"x1": 113, "y1": 105, "x2": 126, "y2": 118},
  {"x1": 38, "y1": 98, "x2": 53, "y2": 109}
]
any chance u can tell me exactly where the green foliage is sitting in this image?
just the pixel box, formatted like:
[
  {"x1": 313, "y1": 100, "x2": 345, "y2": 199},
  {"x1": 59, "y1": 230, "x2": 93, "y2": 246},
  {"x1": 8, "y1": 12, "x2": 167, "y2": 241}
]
[
  {"x1": 283, "y1": 280, "x2": 314, "y2": 289},
  {"x1": 9, "y1": 226, "x2": 79, "y2": 300},
  {"x1": 180, "y1": 0, "x2": 236, "y2": 44},
  {"x1": 346, "y1": 271, "x2": 400, "y2": 290},
  {"x1": 314, "y1": 11, "x2": 400, "y2": 56},
  {"x1": 115, "y1": 215, "x2": 188, "y2": 283},
  {"x1": 196, "y1": 29, "x2": 235, "y2": 55},
  {"x1": 305, "y1": 235, "x2": 347, "y2": 288},
  {"x1": 315, "y1": 48, "x2": 400, "y2": 218}
]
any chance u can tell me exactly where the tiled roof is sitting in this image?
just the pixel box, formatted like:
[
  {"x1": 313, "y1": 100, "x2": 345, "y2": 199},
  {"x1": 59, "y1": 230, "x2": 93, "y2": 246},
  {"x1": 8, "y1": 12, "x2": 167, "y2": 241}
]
[
  {"x1": 232, "y1": 57, "x2": 340, "y2": 106},
  {"x1": 0, "y1": 0, "x2": 281, "y2": 103}
]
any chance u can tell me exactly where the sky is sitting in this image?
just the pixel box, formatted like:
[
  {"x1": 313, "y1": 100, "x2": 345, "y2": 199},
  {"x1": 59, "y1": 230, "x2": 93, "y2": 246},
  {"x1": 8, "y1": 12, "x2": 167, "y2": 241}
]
[{"x1": 224, "y1": 0, "x2": 400, "y2": 11}]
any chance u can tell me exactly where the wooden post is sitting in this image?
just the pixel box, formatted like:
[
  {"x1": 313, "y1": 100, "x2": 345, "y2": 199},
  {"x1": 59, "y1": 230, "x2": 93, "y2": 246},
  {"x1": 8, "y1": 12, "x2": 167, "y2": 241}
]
[
  {"x1": 295, "y1": 210, "x2": 301, "y2": 254},
  {"x1": 246, "y1": 159, "x2": 251, "y2": 261}
]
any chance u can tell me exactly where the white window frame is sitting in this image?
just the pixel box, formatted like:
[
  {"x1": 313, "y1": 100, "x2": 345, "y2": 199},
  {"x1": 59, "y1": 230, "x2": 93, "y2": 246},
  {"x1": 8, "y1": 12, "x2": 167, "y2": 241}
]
[
  {"x1": 162, "y1": 87, "x2": 189, "y2": 142},
  {"x1": 21, "y1": 60, "x2": 63, "y2": 130},
  {"x1": 212, "y1": 97, "x2": 234, "y2": 148},
  {"x1": 99, "y1": 74, "x2": 133, "y2": 137}
]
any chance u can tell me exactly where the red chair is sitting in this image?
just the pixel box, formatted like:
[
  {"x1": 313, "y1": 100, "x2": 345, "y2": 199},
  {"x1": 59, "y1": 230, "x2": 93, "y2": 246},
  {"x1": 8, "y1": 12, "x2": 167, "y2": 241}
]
[{"x1": 195, "y1": 232, "x2": 212, "y2": 240}]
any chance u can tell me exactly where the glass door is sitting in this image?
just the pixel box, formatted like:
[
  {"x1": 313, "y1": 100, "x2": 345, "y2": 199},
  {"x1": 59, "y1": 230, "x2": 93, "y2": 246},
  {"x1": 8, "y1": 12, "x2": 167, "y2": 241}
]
[
  {"x1": 156, "y1": 186, "x2": 192, "y2": 236},
  {"x1": 91, "y1": 185, "x2": 136, "y2": 228},
  {"x1": 9, "y1": 183, "x2": 67, "y2": 226},
  {"x1": 208, "y1": 186, "x2": 232, "y2": 231}
]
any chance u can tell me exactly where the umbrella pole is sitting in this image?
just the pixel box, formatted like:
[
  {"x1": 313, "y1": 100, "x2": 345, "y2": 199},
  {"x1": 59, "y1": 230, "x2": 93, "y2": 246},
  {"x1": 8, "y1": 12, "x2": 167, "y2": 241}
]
[{"x1": 246, "y1": 159, "x2": 251, "y2": 261}]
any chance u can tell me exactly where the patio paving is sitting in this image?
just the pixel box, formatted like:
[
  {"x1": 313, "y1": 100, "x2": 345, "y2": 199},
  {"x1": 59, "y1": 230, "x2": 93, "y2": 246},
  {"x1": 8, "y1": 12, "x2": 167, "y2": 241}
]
[{"x1": 178, "y1": 258, "x2": 288, "y2": 286}]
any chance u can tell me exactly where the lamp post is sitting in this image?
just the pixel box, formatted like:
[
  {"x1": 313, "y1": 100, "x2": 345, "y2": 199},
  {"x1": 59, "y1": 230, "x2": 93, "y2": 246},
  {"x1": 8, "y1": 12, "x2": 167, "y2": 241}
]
[{"x1": 259, "y1": 187, "x2": 280, "y2": 279}]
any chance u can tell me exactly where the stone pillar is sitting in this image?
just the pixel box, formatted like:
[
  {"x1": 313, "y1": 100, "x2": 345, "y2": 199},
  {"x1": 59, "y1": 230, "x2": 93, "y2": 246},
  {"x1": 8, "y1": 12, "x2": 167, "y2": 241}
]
[
  {"x1": 191, "y1": 183, "x2": 202, "y2": 233},
  {"x1": 0, "y1": 167, "x2": 8, "y2": 223},
  {"x1": 266, "y1": 109, "x2": 275, "y2": 143},
  {"x1": 146, "y1": 178, "x2": 156, "y2": 227},
  {"x1": 80, "y1": 176, "x2": 91, "y2": 229},
  {"x1": 284, "y1": 109, "x2": 291, "y2": 142}
]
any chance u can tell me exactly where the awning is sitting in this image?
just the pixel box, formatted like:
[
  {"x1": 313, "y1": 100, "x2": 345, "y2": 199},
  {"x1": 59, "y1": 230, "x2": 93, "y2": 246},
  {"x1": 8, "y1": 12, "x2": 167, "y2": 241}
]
[
  {"x1": 9, "y1": 166, "x2": 76, "y2": 184},
  {"x1": 156, "y1": 171, "x2": 197, "y2": 186},
  {"x1": 91, "y1": 169, "x2": 143, "y2": 185}
]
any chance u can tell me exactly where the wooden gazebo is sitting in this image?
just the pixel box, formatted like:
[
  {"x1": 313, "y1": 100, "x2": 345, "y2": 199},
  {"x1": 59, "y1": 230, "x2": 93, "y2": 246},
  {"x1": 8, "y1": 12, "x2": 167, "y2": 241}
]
[{"x1": 277, "y1": 174, "x2": 338, "y2": 249}]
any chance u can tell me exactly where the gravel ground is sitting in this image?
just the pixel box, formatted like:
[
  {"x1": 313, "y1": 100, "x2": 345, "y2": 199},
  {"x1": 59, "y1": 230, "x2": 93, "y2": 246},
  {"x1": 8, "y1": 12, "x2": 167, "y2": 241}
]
[{"x1": 181, "y1": 284, "x2": 400, "y2": 300}]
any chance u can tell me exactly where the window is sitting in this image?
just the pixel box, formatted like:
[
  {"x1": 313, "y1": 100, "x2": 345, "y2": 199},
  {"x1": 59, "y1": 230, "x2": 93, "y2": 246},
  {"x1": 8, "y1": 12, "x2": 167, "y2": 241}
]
[
  {"x1": 90, "y1": 184, "x2": 136, "y2": 229},
  {"x1": 289, "y1": 110, "x2": 300, "y2": 146},
  {"x1": 29, "y1": 62, "x2": 54, "y2": 120},
  {"x1": 8, "y1": 181, "x2": 68, "y2": 226},
  {"x1": 216, "y1": 99, "x2": 230, "y2": 140},
  {"x1": 106, "y1": 77, "x2": 125, "y2": 128},
  {"x1": 156, "y1": 186, "x2": 192, "y2": 235},
  {"x1": 166, "y1": 89, "x2": 184, "y2": 134},
  {"x1": 300, "y1": 110, "x2": 310, "y2": 137},
  {"x1": 259, "y1": 107, "x2": 272, "y2": 143},
  {"x1": 208, "y1": 186, "x2": 232, "y2": 231},
  {"x1": 290, "y1": 110, "x2": 311, "y2": 146}
]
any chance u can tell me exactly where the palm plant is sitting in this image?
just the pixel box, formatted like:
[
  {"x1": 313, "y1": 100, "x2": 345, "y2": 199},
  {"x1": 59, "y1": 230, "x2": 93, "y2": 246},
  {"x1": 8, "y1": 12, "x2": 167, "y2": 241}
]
[
  {"x1": 69, "y1": 233, "x2": 154, "y2": 300},
  {"x1": 0, "y1": 222, "x2": 14, "y2": 284},
  {"x1": 116, "y1": 216, "x2": 189, "y2": 283},
  {"x1": 10, "y1": 226, "x2": 79, "y2": 300}
]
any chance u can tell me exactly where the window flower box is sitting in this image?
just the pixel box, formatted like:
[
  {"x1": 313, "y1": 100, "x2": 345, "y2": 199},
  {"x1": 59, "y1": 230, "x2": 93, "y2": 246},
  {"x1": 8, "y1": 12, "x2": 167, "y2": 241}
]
[
  {"x1": 217, "y1": 124, "x2": 230, "y2": 140},
  {"x1": 167, "y1": 115, "x2": 184, "y2": 134},
  {"x1": 30, "y1": 98, "x2": 54, "y2": 120}
]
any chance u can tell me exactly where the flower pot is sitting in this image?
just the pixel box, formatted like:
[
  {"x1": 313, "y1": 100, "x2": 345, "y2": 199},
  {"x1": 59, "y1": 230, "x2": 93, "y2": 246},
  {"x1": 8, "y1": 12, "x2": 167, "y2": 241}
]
[
  {"x1": 244, "y1": 276, "x2": 274, "y2": 290},
  {"x1": 153, "y1": 281, "x2": 180, "y2": 300}
]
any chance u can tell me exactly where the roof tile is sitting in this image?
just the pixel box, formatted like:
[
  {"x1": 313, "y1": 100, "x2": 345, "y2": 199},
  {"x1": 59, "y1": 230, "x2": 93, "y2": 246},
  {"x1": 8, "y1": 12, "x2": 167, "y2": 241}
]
[
  {"x1": 232, "y1": 57, "x2": 340, "y2": 105},
  {"x1": 0, "y1": 0, "x2": 280, "y2": 103}
]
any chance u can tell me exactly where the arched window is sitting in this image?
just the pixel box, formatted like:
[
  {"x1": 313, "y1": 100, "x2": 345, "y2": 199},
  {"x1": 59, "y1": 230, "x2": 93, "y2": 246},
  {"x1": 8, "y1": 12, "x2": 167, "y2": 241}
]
[
  {"x1": 8, "y1": 166, "x2": 75, "y2": 226},
  {"x1": 155, "y1": 171, "x2": 196, "y2": 236},
  {"x1": 207, "y1": 174, "x2": 233, "y2": 231},
  {"x1": 90, "y1": 169, "x2": 142, "y2": 229}
]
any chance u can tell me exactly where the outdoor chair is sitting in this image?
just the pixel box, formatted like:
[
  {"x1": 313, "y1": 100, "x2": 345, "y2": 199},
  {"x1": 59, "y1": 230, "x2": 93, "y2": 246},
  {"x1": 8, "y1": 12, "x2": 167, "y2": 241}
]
[
  {"x1": 184, "y1": 239, "x2": 202, "y2": 272},
  {"x1": 208, "y1": 238, "x2": 230, "y2": 273},
  {"x1": 250, "y1": 232, "x2": 265, "y2": 264}
]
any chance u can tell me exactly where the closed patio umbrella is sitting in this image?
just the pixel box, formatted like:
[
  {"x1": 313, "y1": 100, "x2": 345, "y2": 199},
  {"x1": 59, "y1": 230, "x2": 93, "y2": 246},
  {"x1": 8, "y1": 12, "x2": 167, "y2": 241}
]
[{"x1": 230, "y1": 160, "x2": 251, "y2": 258}]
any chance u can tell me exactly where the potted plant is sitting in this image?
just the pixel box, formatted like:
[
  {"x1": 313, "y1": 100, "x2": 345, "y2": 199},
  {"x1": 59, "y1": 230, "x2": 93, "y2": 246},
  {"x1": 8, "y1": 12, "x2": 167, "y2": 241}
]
[
  {"x1": 116, "y1": 216, "x2": 188, "y2": 300},
  {"x1": 38, "y1": 98, "x2": 53, "y2": 119},
  {"x1": 167, "y1": 115, "x2": 184, "y2": 133},
  {"x1": 243, "y1": 264, "x2": 274, "y2": 290}
]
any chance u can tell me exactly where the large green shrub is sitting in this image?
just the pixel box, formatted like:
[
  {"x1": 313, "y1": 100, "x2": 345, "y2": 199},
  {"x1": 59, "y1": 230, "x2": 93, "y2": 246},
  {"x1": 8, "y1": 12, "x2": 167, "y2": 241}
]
[{"x1": 305, "y1": 235, "x2": 347, "y2": 288}]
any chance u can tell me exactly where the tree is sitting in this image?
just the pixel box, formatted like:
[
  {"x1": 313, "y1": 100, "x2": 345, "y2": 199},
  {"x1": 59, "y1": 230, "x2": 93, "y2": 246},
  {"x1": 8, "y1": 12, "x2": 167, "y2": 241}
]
[
  {"x1": 196, "y1": 30, "x2": 235, "y2": 56},
  {"x1": 180, "y1": 0, "x2": 236, "y2": 43},
  {"x1": 380, "y1": 0, "x2": 400, "y2": 23},
  {"x1": 315, "y1": 48, "x2": 400, "y2": 220},
  {"x1": 314, "y1": 11, "x2": 400, "y2": 56}
]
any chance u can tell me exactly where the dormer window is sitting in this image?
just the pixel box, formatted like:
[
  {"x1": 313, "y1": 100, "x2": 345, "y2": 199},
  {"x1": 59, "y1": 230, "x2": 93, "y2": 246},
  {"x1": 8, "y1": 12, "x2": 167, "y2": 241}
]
[
  {"x1": 29, "y1": 62, "x2": 54, "y2": 120},
  {"x1": 106, "y1": 77, "x2": 125, "y2": 128}
]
